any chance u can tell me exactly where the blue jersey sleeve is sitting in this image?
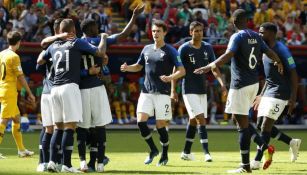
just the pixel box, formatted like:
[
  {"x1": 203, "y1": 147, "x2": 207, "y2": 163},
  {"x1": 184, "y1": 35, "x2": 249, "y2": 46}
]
[
  {"x1": 206, "y1": 44, "x2": 216, "y2": 63},
  {"x1": 259, "y1": 37, "x2": 269, "y2": 53},
  {"x1": 279, "y1": 44, "x2": 296, "y2": 69},
  {"x1": 75, "y1": 38, "x2": 98, "y2": 55},
  {"x1": 42, "y1": 48, "x2": 51, "y2": 61},
  {"x1": 136, "y1": 47, "x2": 146, "y2": 66},
  {"x1": 169, "y1": 46, "x2": 183, "y2": 67},
  {"x1": 107, "y1": 34, "x2": 118, "y2": 45},
  {"x1": 227, "y1": 33, "x2": 240, "y2": 53}
]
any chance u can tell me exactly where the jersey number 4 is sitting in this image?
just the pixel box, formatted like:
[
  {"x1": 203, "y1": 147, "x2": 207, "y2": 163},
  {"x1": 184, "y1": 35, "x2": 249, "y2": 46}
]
[
  {"x1": 249, "y1": 47, "x2": 257, "y2": 69},
  {"x1": 54, "y1": 50, "x2": 69, "y2": 73}
]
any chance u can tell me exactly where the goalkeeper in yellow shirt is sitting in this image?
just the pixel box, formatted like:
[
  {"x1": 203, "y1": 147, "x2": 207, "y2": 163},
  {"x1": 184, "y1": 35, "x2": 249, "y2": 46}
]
[{"x1": 0, "y1": 31, "x2": 35, "y2": 158}]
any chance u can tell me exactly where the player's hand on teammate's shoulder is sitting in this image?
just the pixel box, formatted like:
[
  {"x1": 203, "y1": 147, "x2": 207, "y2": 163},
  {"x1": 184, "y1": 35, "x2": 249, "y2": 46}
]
[
  {"x1": 193, "y1": 66, "x2": 211, "y2": 74},
  {"x1": 133, "y1": 3, "x2": 145, "y2": 16},
  {"x1": 252, "y1": 95, "x2": 262, "y2": 111},
  {"x1": 120, "y1": 62, "x2": 128, "y2": 72},
  {"x1": 274, "y1": 61, "x2": 284, "y2": 75},
  {"x1": 89, "y1": 65, "x2": 101, "y2": 75}
]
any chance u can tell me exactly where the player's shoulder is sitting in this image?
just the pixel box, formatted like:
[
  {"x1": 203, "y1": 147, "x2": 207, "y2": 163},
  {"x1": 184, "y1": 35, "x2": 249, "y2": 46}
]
[{"x1": 164, "y1": 44, "x2": 178, "y2": 53}]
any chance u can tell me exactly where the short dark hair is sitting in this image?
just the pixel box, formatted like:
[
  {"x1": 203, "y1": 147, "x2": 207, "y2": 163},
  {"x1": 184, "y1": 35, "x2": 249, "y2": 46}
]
[
  {"x1": 152, "y1": 19, "x2": 167, "y2": 32},
  {"x1": 59, "y1": 18, "x2": 75, "y2": 33},
  {"x1": 53, "y1": 18, "x2": 64, "y2": 33},
  {"x1": 81, "y1": 19, "x2": 97, "y2": 35},
  {"x1": 190, "y1": 21, "x2": 204, "y2": 31},
  {"x1": 7, "y1": 31, "x2": 22, "y2": 45},
  {"x1": 232, "y1": 9, "x2": 247, "y2": 27},
  {"x1": 260, "y1": 22, "x2": 278, "y2": 34}
]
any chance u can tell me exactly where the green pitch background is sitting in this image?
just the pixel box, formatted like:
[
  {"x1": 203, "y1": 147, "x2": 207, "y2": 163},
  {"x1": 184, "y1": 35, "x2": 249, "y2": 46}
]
[{"x1": 0, "y1": 130, "x2": 306, "y2": 174}]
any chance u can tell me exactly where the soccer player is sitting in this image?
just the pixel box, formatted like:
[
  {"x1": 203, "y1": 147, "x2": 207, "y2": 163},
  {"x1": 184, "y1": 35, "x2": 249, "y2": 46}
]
[
  {"x1": 77, "y1": 5, "x2": 144, "y2": 172},
  {"x1": 194, "y1": 9, "x2": 283, "y2": 173},
  {"x1": 250, "y1": 22, "x2": 301, "y2": 169},
  {"x1": 37, "y1": 18, "x2": 106, "y2": 173},
  {"x1": 121, "y1": 20, "x2": 186, "y2": 166},
  {"x1": 0, "y1": 31, "x2": 35, "y2": 157},
  {"x1": 36, "y1": 18, "x2": 70, "y2": 172},
  {"x1": 175, "y1": 21, "x2": 227, "y2": 162}
]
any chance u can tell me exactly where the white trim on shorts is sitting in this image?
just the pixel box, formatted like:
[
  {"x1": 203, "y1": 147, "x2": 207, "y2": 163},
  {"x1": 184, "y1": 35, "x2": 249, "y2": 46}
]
[
  {"x1": 78, "y1": 85, "x2": 112, "y2": 128},
  {"x1": 136, "y1": 93, "x2": 172, "y2": 120},
  {"x1": 257, "y1": 96, "x2": 288, "y2": 120},
  {"x1": 225, "y1": 83, "x2": 259, "y2": 115},
  {"x1": 183, "y1": 94, "x2": 207, "y2": 119}
]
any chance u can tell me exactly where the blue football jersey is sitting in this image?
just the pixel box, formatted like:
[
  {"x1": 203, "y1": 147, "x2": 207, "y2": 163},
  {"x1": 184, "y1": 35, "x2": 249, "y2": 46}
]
[
  {"x1": 227, "y1": 29, "x2": 269, "y2": 89},
  {"x1": 137, "y1": 44, "x2": 183, "y2": 95},
  {"x1": 79, "y1": 36, "x2": 117, "y2": 89},
  {"x1": 178, "y1": 41, "x2": 215, "y2": 94},
  {"x1": 263, "y1": 41, "x2": 296, "y2": 100},
  {"x1": 43, "y1": 38, "x2": 98, "y2": 86}
]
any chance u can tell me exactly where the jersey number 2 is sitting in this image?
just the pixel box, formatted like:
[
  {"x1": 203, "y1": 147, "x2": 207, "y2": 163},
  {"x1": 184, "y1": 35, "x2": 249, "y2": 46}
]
[{"x1": 249, "y1": 47, "x2": 257, "y2": 69}]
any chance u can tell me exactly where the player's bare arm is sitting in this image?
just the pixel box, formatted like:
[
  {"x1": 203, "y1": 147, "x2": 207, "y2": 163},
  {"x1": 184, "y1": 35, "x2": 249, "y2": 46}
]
[
  {"x1": 40, "y1": 32, "x2": 74, "y2": 49},
  {"x1": 170, "y1": 67, "x2": 179, "y2": 102},
  {"x1": 116, "y1": 4, "x2": 145, "y2": 41},
  {"x1": 95, "y1": 33, "x2": 108, "y2": 57},
  {"x1": 265, "y1": 49, "x2": 284, "y2": 74},
  {"x1": 211, "y1": 67, "x2": 228, "y2": 96},
  {"x1": 120, "y1": 62, "x2": 143, "y2": 72},
  {"x1": 194, "y1": 51, "x2": 233, "y2": 74},
  {"x1": 37, "y1": 50, "x2": 47, "y2": 65},
  {"x1": 160, "y1": 66, "x2": 186, "y2": 83},
  {"x1": 288, "y1": 69, "x2": 298, "y2": 115},
  {"x1": 253, "y1": 81, "x2": 268, "y2": 110}
]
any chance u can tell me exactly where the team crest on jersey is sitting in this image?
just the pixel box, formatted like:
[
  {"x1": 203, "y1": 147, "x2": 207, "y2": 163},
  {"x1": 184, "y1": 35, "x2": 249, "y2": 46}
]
[{"x1": 204, "y1": 52, "x2": 208, "y2": 60}]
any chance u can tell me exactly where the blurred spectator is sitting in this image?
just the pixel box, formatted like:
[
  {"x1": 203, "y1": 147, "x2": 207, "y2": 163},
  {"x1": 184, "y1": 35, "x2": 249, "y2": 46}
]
[
  {"x1": 287, "y1": 32, "x2": 302, "y2": 45},
  {"x1": 19, "y1": 5, "x2": 37, "y2": 41},
  {"x1": 211, "y1": 0, "x2": 226, "y2": 15},
  {"x1": 299, "y1": 1, "x2": 307, "y2": 25},
  {"x1": 284, "y1": 14, "x2": 296, "y2": 32},
  {"x1": 177, "y1": 1, "x2": 193, "y2": 27},
  {"x1": 239, "y1": 0, "x2": 256, "y2": 20},
  {"x1": 206, "y1": 22, "x2": 220, "y2": 44},
  {"x1": 253, "y1": 1, "x2": 273, "y2": 29},
  {"x1": 302, "y1": 25, "x2": 307, "y2": 45},
  {"x1": 277, "y1": 29, "x2": 287, "y2": 44},
  {"x1": 0, "y1": 0, "x2": 9, "y2": 23}
]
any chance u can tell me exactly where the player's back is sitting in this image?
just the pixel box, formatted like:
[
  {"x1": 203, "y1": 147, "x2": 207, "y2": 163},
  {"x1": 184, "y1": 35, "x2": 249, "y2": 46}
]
[
  {"x1": 229, "y1": 29, "x2": 268, "y2": 89},
  {"x1": 0, "y1": 49, "x2": 23, "y2": 96}
]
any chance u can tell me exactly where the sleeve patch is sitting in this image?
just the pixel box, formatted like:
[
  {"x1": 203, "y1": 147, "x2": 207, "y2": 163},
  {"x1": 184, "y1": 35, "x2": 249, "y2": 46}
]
[
  {"x1": 287, "y1": 57, "x2": 295, "y2": 65},
  {"x1": 176, "y1": 56, "x2": 182, "y2": 63}
]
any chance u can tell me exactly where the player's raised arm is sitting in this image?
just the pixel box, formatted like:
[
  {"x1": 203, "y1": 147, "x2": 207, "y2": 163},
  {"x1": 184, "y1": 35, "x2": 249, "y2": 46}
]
[
  {"x1": 115, "y1": 4, "x2": 145, "y2": 41},
  {"x1": 96, "y1": 33, "x2": 108, "y2": 57}
]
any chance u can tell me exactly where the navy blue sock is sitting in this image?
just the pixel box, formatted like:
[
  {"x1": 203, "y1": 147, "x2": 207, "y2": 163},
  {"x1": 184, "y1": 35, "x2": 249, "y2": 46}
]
[
  {"x1": 56, "y1": 130, "x2": 63, "y2": 164},
  {"x1": 50, "y1": 129, "x2": 60, "y2": 163},
  {"x1": 137, "y1": 122, "x2": 158, "y2": 152},
  {"x1": 183, "y1": 124, "x2": 196, "y2": 154},
  {"x1": 62, "y1": 129, "x2": 74, "y2": 168},
  {"x1": 76, "y1": 127, "x2": 87, "y2": 161},
  {"x1": 249, "y1": 123, "x2": 268, "y2": 150},
  {"x1": 88, "y1": 128, "x2": 97, "y2": 169},
  {"x1": 271, "y1": 126, "x2": 291, "y2": 145},
  {"x1": 96, "y1": 127, "x2": 106, "y2": 163},
  {"x1": 198, "y1": 125, "x2": 209, "y2": 154},
  {"x1": 157, "y1": 127, "x2": 169, "y2": 157},
  {"x1": 39, "y1": 128, "x2": 45, "y2": 164},
  {"x1": 42, "y1": 132, "x2": 52, "y2": 163},
  {"x1": 239, "y1": 128, "x2": 251, "y2": 165}
]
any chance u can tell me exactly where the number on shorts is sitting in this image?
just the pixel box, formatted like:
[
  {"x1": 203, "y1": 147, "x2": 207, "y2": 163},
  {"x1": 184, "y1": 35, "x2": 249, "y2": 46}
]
[
  {"x1": 249, "y1": 47, "x2": 257, "y2": 69},
  {"x1": 273, "y1": 104, "x2": 280, "y2": 113},
  {"x1": 165, "y1": 104, "x2": 169, "y2": 114}
]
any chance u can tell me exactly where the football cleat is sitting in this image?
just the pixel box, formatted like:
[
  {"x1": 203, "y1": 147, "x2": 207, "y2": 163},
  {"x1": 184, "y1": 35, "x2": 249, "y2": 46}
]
[
  {"x1": 263, "y1": 145, "x2": 275, "y2": 170},
  {"x1": 18, "y1": 149, "x2": 34, "y2": 157},
  {"x1": 61, "y1": 165, "x2": 82, "y2": 173},
  {"x1": 180, "y1": 152, "x2": 195, "y2": 161},
  {"x1": 144, "y1": 150, "x2": 159, "y2": 164},
  {"x1": 289, "y1": 139, "x2": 301, "y2": 162},
  {"x1": 205, "y1": 154, "x2": 213, "y2": 162},
  {"x1": 157, "y1": 156, "x2": 168, "y2": 166}
]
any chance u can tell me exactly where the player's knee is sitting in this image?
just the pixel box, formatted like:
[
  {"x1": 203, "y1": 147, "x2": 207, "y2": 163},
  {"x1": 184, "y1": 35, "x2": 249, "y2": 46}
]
[
  {"x1": 45, "y1": 126, "x2": 54, "y2": 134},
  {"x1": 195, "y1": 115, "x2": 206, "y2": 125},
  {"x1": 156, "y1": 120, "x2": 167, "y2": 129},
  {"x1": 189, "y1": 118, "x2": 197, "y2": 126}
]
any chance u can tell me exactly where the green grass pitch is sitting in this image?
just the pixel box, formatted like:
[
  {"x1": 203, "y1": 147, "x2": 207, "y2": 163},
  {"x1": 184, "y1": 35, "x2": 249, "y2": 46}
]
[{"x1": 0, "y1": 130, "x2": 306, "y2": 174}]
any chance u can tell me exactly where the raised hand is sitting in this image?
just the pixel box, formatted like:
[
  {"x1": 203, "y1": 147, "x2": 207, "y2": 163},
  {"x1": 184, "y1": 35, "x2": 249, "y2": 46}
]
[{"x1": 133, "y1": 3, "x2": 145, "y2": 16}]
